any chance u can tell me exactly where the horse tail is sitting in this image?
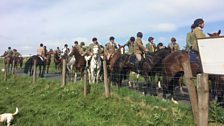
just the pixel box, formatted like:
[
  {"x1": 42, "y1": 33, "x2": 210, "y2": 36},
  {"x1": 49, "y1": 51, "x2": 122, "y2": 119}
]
[{"x1": 24, "y1": 57, "x2": 32, "y2": 73}]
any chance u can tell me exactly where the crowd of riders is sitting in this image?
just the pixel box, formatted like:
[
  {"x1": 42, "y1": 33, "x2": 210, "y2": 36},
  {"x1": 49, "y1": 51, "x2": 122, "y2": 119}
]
[{"x1": 1, "y1": 18, "x2": 206, "y2": 63}]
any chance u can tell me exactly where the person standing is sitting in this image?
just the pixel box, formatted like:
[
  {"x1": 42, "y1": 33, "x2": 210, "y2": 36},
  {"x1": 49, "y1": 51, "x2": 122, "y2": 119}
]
[
  {"x1": 191, "y1": 18, "x2": 206, "y2": 52},
  {"x1": 168, "y1": 37, "x2": 180, "y2": 52},
  {"x1": 146, "y1": 37, "x2": 157, "y2": 53},
  {"x1": 125, "y1": 36, "x2": 135, "y2": 55}
]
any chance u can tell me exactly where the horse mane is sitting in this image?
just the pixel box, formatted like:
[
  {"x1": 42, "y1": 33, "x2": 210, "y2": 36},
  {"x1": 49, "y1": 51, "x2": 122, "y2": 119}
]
[{"x1": 109, "y1": 45, "x2": 124, "y2": 71}]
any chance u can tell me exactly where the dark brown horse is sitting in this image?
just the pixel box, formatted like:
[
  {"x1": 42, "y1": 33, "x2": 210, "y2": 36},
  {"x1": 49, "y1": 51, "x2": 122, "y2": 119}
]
[
  {"x1": 24, "y1": 55, "x2": 46, "y2": 77},
  {"x1": 105, "y1": 45, "x2": 125, "y2": 84},
  {"x1": 69, "y1": 46, "x2": 86, "y2": 82},
  {"x1": 53, "y1": 51, "x2": 62, "y2": 73},
  {"x1": 162, "y1": 30, "x2": 224, "y2": 104},
  {"x1": 112, "y1": 48, "x2": 171, "y2": 94},
  {"x1": 45, "y1": 49, "x2": 54, "y2": 74}
]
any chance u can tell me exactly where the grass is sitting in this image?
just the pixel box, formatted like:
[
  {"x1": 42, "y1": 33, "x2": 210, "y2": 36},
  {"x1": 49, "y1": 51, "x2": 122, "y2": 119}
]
[
  {"x1": 0, "y1": 58, "x2": 223, "y2": 126},
  {"x1": 0, "y1": 73, "x2": 195, "y2": 126}
]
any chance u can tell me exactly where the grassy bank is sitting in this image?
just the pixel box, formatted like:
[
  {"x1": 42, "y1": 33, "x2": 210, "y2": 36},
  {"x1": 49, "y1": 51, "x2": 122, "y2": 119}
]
[
  {"x1": 0, "y1": 58, "x2": 224, "y2": 126},
  {"x1": 0, "y1": 73, "x2": 195, "y2": 126}
]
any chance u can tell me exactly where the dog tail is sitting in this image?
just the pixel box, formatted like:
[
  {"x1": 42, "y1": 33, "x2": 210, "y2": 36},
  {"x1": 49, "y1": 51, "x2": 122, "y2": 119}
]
[{"x1": 12, "y1": 107, "x2": 19, "y2": 116}]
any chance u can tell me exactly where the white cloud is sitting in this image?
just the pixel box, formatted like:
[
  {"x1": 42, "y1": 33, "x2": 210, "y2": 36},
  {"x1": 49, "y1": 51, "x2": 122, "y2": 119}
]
[{"x1": 0, "y1": 0, "x2": 224, "y2": 54}]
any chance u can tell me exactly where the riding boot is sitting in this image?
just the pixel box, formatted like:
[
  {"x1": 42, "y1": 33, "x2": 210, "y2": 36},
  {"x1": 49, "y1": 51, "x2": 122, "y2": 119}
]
[{"x1": 135, "y1": 60, "x2": 141, "y2": 74}]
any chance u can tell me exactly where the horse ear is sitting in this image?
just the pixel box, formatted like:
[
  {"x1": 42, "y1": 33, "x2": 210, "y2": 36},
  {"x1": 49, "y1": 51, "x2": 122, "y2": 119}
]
[
  {"x1": 218, "y1": 30, "x2": 221, "y2": 35},
  {"x1": 118, "y1": 44, "x2": 121, "y2": 47},
  {"x1": 208, "y1": 33, "x2": 212, "y2": 36}
]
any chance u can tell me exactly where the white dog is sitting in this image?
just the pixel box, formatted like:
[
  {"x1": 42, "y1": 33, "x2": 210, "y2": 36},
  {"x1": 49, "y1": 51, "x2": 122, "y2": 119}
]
[{"x1": 0, "y1": 107, "x2": 19, "y2": 126}]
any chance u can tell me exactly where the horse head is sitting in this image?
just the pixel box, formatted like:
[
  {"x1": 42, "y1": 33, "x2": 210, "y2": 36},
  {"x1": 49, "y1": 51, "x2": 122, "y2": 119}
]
[
  {"x1": 208, "y1": 30, "x2": 221, "y2": 37},
  {"x1": 118, "y1": 44, "x2": 125, "y2": 55},
  {"x1": 92, "y1": 45, "x2": 100, "y2": 55}
]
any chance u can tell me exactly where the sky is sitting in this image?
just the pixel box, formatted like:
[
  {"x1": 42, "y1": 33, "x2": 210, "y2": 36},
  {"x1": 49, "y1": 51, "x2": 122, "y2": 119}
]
[{"x1": 0, "y1": 0, "x2": 223, "y2": 56}]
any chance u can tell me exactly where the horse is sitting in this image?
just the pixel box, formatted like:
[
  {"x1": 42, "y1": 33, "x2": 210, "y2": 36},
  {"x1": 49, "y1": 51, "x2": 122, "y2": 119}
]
[
  {"x1": 69, "y1": 47, "x2": 86, "y2": 82},
  {"x1": 13, "y1": 56, "x2": 23, "y2": 70},
  {"x1": 162, "y1": 30, "x2": 224, "y2": 104},
  {"x1": 3, "y1": 56, "x2": 13, "y2": 73},
  {"x1": 1, "y1": 52, "x2": 14, "y2": 73},
  {"x1": 46, "y1": 50, "x2": 54, "y2": 74},
  {"x1": 53, "y1": 51, "x2": 62, "y2": 73},
  {"x1": 67, "y1": 55, "x2": 76, "y2": 73},
  {"x1": 88, "y1": 45, "x2": 102, "y2": 83},
  {"x1": 112, "y1": 48, "x2": 171, "y2": 94},
  {"x1": 24, "y1": 55, "x2": 46, "y2": 77}
]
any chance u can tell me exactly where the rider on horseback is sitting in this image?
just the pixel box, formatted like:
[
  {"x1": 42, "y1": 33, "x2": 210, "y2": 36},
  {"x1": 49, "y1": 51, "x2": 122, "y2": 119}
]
[
  {"x1": 37, "y1": 43, "x2": 45, "y2": 61},
  {"x1": 191, "y1": 18, "x2": 206, "y2": 52},
  {"x1": 61, "y1": 44, "x2": 70, "y2": 60},
  {"x1": 105, "y1": 36, "x2": 118, "y2": 61},
  {"x1": 85, "y1": 37, "x2": 101, "y2": 67},
  {"x1": 189, "y1": 18, "x2": 206, "y2": 63},
  {"x1": 125, "y1": 36, "x2": 135, "y2": 55},
  {"x1": 146, "y1": 37, "x2": 157, "y2": 53},
  {"x1": 168, "y1": 37, "x2": 180, "y2": 52},
  {"x1": 2, "y1": 47, "x2": 13, "y2": 57},
  {"x1": 12, "y1": 49, "x2": 21, "y2": 57},
  {"x1": 133, "y1": 32, "x2": 147, "y2": 73}
]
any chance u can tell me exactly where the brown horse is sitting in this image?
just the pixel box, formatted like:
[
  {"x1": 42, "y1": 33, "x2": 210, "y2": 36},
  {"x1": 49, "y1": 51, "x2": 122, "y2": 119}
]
[
  {"x1": 3, "y1": 56, "x2": 13, "y2": 73},
  {"x1": 69, "y1": 47, "x2": 86, "y2": 82},
  {"x1": 45, "y1": 49, "x2": 54, "y2": 74},
  {"x1": 53, "y1": 51, "x2": 62, "y2": 73},
  {"x1": 112, "y1": 48, "x2": 171, "y2": 94},
  {"x1": 13, "y1": 56, "x2": 23, "y2": 70},
  {"x1": 105, "y1": 45, "x2": 125, "y2": 84},
  {"x1": 162, "y1": 30, "x2": 224, "y2": 104}
]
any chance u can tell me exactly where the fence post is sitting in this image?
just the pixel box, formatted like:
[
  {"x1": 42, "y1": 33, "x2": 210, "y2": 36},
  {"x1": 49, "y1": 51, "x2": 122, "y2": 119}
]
[
  {"x1": 182, "y1": 61, "x2": 198, "y2": 125},
  {"x1": 197, "y1": 73, "x2": 209, "y2": 126},
  {"x1": 32, "y1": 60, "x2": 37, "y2": 84},
  {"x1": 83, "y1": 69, "x2": 89, "y2": 96},
  {"x1": 61, "y1": 59, "x2": 66, "y2": 87},
  {"x1": 103, "y1": 60, "x2": 110, "y2": 97}
]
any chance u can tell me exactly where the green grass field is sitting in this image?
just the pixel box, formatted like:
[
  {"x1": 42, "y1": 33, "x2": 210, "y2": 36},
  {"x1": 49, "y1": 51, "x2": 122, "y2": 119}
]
[{"x1": 0, "y1": 58, "x2": 223, "y2": 126}]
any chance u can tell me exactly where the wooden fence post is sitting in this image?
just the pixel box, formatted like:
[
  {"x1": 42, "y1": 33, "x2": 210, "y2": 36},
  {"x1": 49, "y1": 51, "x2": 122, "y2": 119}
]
[
  {"x1": 32, "y1": 60, "x2": 37, "y2": 84},
  {"x1": 182, "y1": 61, "x2": 199, "y2": 125},
  {"x1": 103, "y1": 60, "x2": 110, "y2": 97},
  {"x1": 83, "y1": 69, "x2": 89, "y2": 96},
  {"x1": 61, "y1": 59, "x2": 66, "y2": 87},
  {"x1": 197, "y1": 73, "x2": 209, "y2": 126}
]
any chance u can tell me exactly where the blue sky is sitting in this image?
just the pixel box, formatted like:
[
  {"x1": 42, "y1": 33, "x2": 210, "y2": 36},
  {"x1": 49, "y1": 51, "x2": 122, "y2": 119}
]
[{"x1": 0, "y1": 0, "x2": 224, "y2": 55}]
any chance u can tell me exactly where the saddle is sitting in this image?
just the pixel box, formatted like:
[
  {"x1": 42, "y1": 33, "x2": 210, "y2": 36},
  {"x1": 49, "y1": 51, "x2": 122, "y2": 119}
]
[{"x1": 189, "y1": 50, "x2": 199, "y2": 63}]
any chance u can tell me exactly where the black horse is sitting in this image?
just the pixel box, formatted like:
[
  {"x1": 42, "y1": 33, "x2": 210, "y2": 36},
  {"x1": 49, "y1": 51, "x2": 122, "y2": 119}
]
[
  {"x1": 112, "y1": 48, "x2": 171, "y2": 94},
  {"x1": 24, "y1": 55, "x2": 46, "y2": 77}
]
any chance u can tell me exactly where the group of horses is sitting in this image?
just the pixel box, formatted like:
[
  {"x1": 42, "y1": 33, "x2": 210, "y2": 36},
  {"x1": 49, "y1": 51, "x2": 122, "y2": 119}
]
[
  {"x1": 2, "y1": 53, "x2": 23, "y2": 73},
  {"x1": 111, "y1": 30, "x2": 224, "y2": 104},
  {"x1": 19, "y1": 30, "x2": 224, "y2": 104}
]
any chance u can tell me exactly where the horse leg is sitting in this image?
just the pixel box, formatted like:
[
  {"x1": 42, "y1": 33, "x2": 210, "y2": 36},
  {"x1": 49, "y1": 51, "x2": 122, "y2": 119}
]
[
  {"x1": 74, "y1": 72, "x2": 77, "y2": 83},
  {"x1": 96, "y1": 69, "x2": 100, "y2": 84},
  {"x1": 169, "y1": 79, "x2": 178, "y2": 104}
]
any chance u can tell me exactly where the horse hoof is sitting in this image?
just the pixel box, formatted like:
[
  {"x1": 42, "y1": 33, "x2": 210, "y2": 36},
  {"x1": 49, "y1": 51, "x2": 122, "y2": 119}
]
[{"x1": 171, "y1": 97, "x2": 179, "y2": 104}]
